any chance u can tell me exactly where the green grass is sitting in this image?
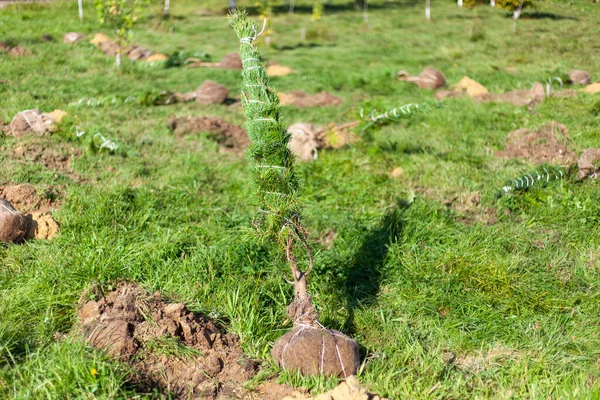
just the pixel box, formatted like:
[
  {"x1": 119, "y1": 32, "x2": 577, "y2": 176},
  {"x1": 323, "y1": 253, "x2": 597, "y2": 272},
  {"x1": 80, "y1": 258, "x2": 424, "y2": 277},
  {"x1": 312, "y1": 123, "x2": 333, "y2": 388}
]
[{"x1": 1, "y1": 0, "x2": 600, "y2": 398}]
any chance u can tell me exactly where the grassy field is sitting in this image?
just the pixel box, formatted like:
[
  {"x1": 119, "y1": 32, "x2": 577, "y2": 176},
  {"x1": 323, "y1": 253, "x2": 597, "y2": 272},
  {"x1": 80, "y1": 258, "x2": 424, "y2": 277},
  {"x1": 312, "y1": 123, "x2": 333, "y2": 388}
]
[{"x1": 1, "y1": 0, "x2": 600, "y2": 398}]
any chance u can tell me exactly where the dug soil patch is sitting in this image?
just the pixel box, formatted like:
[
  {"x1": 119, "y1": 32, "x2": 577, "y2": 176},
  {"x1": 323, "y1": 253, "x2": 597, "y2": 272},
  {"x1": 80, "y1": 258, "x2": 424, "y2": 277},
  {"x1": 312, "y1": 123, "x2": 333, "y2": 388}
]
[
  {"x1": 168, "y1": 116, "x2": 249, "y2": 153},
  {"x1": 10, "y1": 141, "x2": 81, "y2": 179},
  {"x1": 279, "y1": 91, "x2": 342, "y2": 108},
  {"x1": 75, "y1": 284, "x2": 258, "y2": 399},
  {"x1": 496, "y1": 121, "x2": 576, "y2": 165},
  {"x1": 443, "y1": 191, "x2": 497, "y2": 226}
]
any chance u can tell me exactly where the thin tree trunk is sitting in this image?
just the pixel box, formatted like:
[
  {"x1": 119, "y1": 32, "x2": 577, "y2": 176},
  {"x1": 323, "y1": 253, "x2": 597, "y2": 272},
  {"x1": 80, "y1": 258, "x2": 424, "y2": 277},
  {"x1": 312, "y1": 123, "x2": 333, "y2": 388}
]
[
  {"x1": 513, "y1": 0, "x2": 525, "y2": 33},
  {"x1": 458, "y1": 0, "x2": 463, "y2": 7},
  {"x1": 289, "y1": 0, "x2": 295, "y2": 14},
  {"x1": 426, "y1": 0, "x2": 430, "y2": 20},
  {"x1": 363, "y1": 0, "x2": 368, "y2": 24},
  {"x1": 78, "y1": 0, "x2": 83, "y2": 20},
  {"x1": 164, "y1": 0, "x2": 170, "y2": 16},
  {"x1": 229, "y1": 0, "x2": 236, "y2": 11},
  {"x1": 490, "y1": 0, "x2": 495, "y2": 6}
]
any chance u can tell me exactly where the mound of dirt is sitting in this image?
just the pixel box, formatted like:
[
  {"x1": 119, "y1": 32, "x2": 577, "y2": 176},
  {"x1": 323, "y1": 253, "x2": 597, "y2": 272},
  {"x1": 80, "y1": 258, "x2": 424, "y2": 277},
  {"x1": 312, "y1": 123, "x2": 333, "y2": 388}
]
[
  {"x1": 577, "y1": 148, "x2": 600, "y2": 179},
  {"x1": 456, "y1": 76, "x2": 488, "y2": 97},
  {"x1": 475, "y1": 82, "x2": 545, "y2": 107},
  {"x1": 75, "y1": 284, "x2": 258, "y2": 399},
  {"x1": 398, "y1": 67, "x2": 446, "y2": 90},
  {"x1": 25, "y1": 212, "x2": 59, "y2": 240},
  {"x1": 145, "y1": 53, "x2": 169, "y2": 62},
  {"x1": 288, "y1": 123, "x2": 320, "y2": 162},
  {"x1": 283, "y1": 376, "x2": 386, "y2": 400},
  {"x1": 267, "y1": 63, "x2": 294, "y2": 77},
  {"x1": 0, "y1": 42, "x2": 30, "y2": 56},
  {"x1": 0, "y1": 183, "x2": 61, "y2": 213},
  {"x1": 168, "y1": 116, "x2": 249, "y2": 153},
  {"x1": 127, "y1": 46, "x2": 151, "y2": 61},
  {"x1": 195, "y1": 80, "x2": 229, "y2": 105},
  {"x1": 12, "y1": 142, "x2": 80, "y2": 178},
  {"x1": 279, "y1": 91, "x2": 342, "y2": 108},
  {"x1": 496, "y1": 121, "x2": 576, "y2": 165},
  {"x1": 9, "y1": 109, "x2": 60, "y2": 136},
  {"x1": 63, "y1": 32, "x2": 84, "y2": 44},
  {"x1": 568, "y1": 70, "x2": 590, "y2": 85},
  {"x1": 583, "y1": 83, "x2": 600, "y2": 94}
]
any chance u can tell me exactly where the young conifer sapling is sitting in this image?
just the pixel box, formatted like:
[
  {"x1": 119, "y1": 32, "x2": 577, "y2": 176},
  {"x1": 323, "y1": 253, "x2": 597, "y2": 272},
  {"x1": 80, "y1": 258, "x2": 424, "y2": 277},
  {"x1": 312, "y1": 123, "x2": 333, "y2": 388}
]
[{"x1": 229, "y1": 11, "x2": 360, "y2": 378}]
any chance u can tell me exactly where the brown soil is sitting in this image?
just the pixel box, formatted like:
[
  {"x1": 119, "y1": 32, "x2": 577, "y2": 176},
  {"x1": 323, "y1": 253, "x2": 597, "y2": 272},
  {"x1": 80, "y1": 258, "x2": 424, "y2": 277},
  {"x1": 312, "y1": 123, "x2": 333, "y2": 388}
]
[
  {"x1": 127, "y1": 45, "x2": 151, "y2": 61},
  {"x1": 283, "y1": 376, "x2": 386, "y2": 400},
  {"x1": 279, "y1": 91, "x2": 342, "y2": 108},
  {"x1": 75, "y1": 283, "x2": 258, "y2": 399},
  {"x1": 436, "y1": 81, "x2": 545, "y2": 108},
  {"x1": 218, "y1": 52, "x2": 242, "y2": 69},
  {"x1": 496, "y1": 121, "x2": 576, "y2": 165},
  {"x1": 26, "y1": 212, "x2": 59, "y2": 240},
  {"x1": 0, "y1": 183, "x2": 61, "y2": 213},
  {"x1": 443, "y1": 191, "x2": 497, "y2": 226},
  {"x1": 267, "y1": 63, "x2": 294, "y2": 77},
  {"x1": 11, "y1": 141, "x2": 81, "y2": 178},
  {"x1": 167, "y1": 116, "x2": 249, "y2": 153}
]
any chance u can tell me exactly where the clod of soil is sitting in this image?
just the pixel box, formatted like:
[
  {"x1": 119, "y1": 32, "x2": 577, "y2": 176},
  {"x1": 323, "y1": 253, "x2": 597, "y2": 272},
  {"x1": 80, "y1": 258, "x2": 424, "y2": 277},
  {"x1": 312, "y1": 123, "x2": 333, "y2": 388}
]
[
  {"x1": 195, "y1": 80, "x2": 229, "y2": 105},
  {"x1": 42, "y1": 34, "x2": 54, "y2": 42},
  {"x1": 456, "y1": 76, "x2": 488, "y2": 97},
  {"x1": 0, "y1": 200, "x2": 28, "y2": 243},
  {"x1": 475, "y1": 82, "x2": 545, "y2": 107},
  {"x1": 568, "y1": 70, "x2": 590, "y2": 85},
  {"x1": 496, "y1": 121, "x2": 576, "y2": 165},
  {"x1": 452, "y1": 345, "x2": 520, "y2": 373},
  {"x1": 168, "y1": 116, "x2": 249, "y2": 153},
  {"x1": 145, "y1": 53, "x2": 169, "y2": 62},
  {"x1": 25, "y1": 212, "x2": 59, "y2": 240},
  {"x1": 90, "y1": 33, "x2": 110, "y2": 46},
  {"x1": 9, "y1": 109, "x2": 58, "y2": 136},
  {"x1": 75, "y1": 284, "x2": 257, "y2": 399},
  {"x1": 320, "y1": 123, "x2": 360, "y2": 149},
  {"x1": 279, "y1": 91, "x2": 342, "y2": 108},
  {"x1": 63, "y1": 32, "x2": 83, "y2": 44},
  {"x1": 397, "y1": 67, "x2": 446, "y2": 89},
  {"x1": 267, "y1": 63, "x2": 294, "y2": 77},
  {"x1": 272, "y1": 325, "x2": 360, "y2": 378},
  {"x1": 583, "y1": 83, "x2": 600, "y2": 94},
  {"x1": 288, "y1": 123, "x2": 320, "y2": 162},
  {"x1": 577, "y1": 148, "x2": 600, "y2": 179},
  {"x1": 283, "y1": 376, "x2": 386, "y2": 400}
]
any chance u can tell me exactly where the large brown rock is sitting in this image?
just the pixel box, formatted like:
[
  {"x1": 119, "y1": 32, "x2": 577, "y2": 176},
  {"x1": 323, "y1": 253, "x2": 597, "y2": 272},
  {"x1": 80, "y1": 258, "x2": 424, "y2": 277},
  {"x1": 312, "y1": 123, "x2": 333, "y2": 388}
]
[
  {"x1": 272, "y1": 325, "x2": 360, "y2": 378},
  {"x1": 0, "y1": 200, "x2": 28, "y2": 243}
]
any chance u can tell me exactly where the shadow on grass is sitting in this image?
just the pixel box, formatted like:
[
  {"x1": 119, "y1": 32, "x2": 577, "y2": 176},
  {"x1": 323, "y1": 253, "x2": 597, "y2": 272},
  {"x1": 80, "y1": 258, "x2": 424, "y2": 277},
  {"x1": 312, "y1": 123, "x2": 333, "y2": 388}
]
[
  {"x1": 243, "y1": 0, "x2": 423, "y2": 16},
  {"x1": 340, "y1": 199, "x2": 409, "y2": 334},
  {"x1": 504, "y1": 11, "x2": 578, "y2": 21}
]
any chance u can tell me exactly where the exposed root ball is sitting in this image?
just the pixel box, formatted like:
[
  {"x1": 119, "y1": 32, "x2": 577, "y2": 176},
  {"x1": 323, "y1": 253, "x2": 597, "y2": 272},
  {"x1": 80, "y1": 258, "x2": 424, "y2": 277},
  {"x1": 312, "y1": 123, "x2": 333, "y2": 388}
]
[
  {"x1": 417, "y1": 67, "x2": 446, "y2": 89},
  {"x1": 568, "y1": 70, "x2": 590, "y2": 85},
  {"x1": 0, "y1": 199, "x2": 28, "y2": 243},
  {"x1": 272, "y1": 325, "x2": 360, "y2": 378},
  {"x1": 195, "y1": 80, "x2": 229, "y2": 105},
  {"x1": 288, "y1": 123, "x2": 320, "y2": 162}
]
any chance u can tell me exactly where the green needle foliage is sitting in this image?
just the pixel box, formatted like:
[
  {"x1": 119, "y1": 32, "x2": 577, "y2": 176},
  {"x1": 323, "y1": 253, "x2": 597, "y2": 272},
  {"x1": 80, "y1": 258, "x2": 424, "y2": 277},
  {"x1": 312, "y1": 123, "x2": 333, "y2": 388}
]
[{"x1": 229, "y1": 11, "x2": 303, "y2": 249}]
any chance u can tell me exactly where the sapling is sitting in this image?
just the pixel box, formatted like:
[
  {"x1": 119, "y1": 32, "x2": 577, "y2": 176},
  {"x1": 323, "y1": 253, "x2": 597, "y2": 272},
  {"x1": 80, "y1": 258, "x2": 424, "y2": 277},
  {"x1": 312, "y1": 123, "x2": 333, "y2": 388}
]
[
  {"x1": 164, "y1": 0, "x2": 170, "y2": 17},
  {"x1": 425, "y1": 0, "x2": 431, "y2": 20},
  {"x1": 229, "y1": 11, "x2": 360, "y2": 377},
  {"x1": 94, "y1": 0, "x2": 150, "y2": 69}
]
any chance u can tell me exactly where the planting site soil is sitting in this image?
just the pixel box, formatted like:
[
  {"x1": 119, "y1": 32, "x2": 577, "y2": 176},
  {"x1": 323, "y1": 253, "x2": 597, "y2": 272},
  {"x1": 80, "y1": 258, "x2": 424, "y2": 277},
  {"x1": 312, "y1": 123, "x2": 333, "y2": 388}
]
[{"x1": 2, "y1": 0, "x2": 600, "y2": 398}]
